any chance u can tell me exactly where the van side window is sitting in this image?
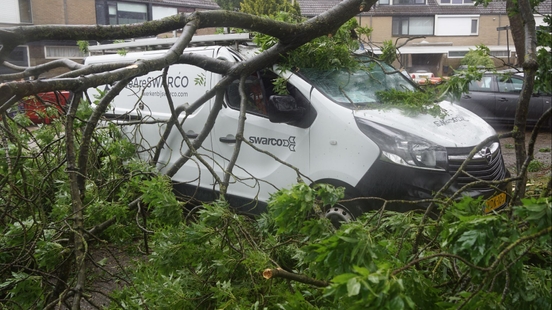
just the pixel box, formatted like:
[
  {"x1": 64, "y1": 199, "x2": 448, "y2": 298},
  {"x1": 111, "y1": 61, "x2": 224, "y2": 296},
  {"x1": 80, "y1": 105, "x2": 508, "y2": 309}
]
[
  {"x1": 225, "y1": 70, "x2": 313, "y2": 126},
  {"x1": 226, "y1": 73, "x2": 268, "y2": 116}
]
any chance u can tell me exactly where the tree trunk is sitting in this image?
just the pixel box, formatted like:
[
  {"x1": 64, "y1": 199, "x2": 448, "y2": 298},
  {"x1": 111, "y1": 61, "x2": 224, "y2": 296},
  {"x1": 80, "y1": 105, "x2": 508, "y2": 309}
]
[
  {"x1": 507, "y1": 0, "x2": 525, "y2": 67},
  {"x1": 510, "y1": 0, "x2": 538, "y2": 202}
]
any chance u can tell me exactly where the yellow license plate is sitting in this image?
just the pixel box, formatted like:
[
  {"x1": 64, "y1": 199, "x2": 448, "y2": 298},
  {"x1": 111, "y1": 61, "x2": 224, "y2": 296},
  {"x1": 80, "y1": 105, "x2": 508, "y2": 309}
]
[{"x1": 484, "y1": 192, "x2": 507, "y2": 213}]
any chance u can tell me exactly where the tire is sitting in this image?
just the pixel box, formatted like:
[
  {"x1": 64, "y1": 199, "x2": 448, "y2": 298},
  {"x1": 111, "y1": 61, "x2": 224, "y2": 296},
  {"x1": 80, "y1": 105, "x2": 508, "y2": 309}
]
[
  {"x1": 323, "y1": 202, "x2": 356, "y2": 228},
  {"x1": 313, "y1": 180, "x2": 366, "y2": 228}
]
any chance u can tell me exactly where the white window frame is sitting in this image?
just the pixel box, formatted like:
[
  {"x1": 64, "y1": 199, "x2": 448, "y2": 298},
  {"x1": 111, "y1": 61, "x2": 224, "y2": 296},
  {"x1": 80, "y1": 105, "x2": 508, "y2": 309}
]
[
  {"x1": 392, "y1": 16, "x2": 434, "y2": 36},
  {"x1": 44, "y1": 46, "x2": 86, "y2": 59},
  {"x1": 435, "y1": 15, "x2": 480, "y2": 36},
  {"x1": 534, "y1": 14, "x2": 546, "y2": 27},
  {"x1": 448, "y1": 51, "x2": 468, "y2": 58}
]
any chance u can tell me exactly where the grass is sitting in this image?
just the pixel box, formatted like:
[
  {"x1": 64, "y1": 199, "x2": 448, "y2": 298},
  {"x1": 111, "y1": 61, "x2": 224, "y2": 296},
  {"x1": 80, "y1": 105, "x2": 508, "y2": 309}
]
[{"x1": 527, "y1": 160, "x2": 544, "y2": 172}]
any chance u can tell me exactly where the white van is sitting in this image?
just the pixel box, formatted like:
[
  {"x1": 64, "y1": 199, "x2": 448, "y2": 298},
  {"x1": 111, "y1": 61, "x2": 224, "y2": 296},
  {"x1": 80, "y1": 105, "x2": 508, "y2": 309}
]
[{"x1": 85, "y1": 34, "x2": 510, "y2": 222}]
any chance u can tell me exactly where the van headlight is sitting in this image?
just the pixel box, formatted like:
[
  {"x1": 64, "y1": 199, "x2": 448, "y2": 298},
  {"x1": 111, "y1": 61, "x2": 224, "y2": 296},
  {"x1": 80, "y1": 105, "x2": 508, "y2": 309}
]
[{"x1": 355, "y1": 118, "x2": 447, "y2": 170}]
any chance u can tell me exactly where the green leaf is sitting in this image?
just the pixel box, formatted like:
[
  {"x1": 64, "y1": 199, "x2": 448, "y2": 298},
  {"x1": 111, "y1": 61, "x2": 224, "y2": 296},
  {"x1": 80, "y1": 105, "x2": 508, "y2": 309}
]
[{"x1": 346, "y1": 277, "x2": 361, "y2": 296}]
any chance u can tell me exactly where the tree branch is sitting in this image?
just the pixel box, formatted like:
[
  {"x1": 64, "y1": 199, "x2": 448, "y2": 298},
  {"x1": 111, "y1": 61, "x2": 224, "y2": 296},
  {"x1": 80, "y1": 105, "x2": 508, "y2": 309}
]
[{"x1": 263, "y1": 268, "x2": 329, "y2": 287}]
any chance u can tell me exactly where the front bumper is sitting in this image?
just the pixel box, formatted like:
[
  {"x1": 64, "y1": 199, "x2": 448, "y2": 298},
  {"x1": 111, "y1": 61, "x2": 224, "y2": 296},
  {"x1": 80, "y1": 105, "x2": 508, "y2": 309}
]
[{"x1": 354, "y1": 158, "x2": 510, "y2": 213}]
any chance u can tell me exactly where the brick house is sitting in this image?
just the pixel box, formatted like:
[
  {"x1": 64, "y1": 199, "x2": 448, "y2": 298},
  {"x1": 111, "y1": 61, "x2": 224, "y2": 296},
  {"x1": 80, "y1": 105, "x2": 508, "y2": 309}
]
[
  {"x1": 1, "y1": 0, "x2": 549, "y2": 77},
  {"x1": 0, "y1": 0, "x2": 220, "y2": 76},
  {"x1": 298, "y1": 0, "x2": 551, "y2": 76}
]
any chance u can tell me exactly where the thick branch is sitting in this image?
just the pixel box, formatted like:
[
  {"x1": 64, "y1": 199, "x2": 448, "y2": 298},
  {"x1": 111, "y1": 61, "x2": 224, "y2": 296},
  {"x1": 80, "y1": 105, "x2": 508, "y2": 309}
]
[{"x1": 263, "y1": 268, "x2": 329, "y2": 287}]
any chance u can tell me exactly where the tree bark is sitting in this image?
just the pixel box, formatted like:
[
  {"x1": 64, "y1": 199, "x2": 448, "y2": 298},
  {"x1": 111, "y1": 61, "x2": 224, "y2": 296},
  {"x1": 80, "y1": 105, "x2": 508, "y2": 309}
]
[
  {"x1": 263, "y1": 268, "x2": 329, "y2": 287},
  {"x1": 507, "y1": 0, "x2": 525, "y2": 67},
  {"x1": 511, "y1": 0, "x2": 538, "y2": 201}
]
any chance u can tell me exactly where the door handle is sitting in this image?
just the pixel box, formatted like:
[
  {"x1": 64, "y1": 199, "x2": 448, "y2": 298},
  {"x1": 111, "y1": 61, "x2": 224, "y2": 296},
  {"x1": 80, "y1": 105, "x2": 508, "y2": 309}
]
[
  {"x1": 462, "y1": 95, "x2": 471, "y2": 99},
  {"x1": 219, "y1": 135, "x2": 236, "y2": 143},
  {"x1": 498, "y1": 97, "x2": 508, "y2": 102}
]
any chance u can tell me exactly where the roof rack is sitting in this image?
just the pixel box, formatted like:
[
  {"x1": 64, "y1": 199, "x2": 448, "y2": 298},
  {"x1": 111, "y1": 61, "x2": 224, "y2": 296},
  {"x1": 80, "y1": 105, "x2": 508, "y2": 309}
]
[{"x1": 88, "y1": 33, "x2": 253, "y2": 55}]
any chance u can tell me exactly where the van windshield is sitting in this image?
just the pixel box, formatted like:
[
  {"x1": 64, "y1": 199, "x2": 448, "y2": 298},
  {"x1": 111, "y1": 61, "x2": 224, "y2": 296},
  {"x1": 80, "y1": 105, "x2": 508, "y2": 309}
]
[{"x1": 299, "y1": 60, "x2": 415, "y2": 106}]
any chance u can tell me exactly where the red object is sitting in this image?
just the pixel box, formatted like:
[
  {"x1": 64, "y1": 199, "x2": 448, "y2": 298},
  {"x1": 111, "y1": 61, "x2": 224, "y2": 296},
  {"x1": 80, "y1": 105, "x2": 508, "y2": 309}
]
[{"x1": 21, "y1": 91, "x2": 71, "y2": 124}]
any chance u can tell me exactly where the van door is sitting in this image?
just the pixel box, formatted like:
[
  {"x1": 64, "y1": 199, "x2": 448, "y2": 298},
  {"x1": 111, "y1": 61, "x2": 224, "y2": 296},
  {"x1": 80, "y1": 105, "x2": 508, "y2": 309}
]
[
  {"x1": 211, "y1": 71, "x2": 311, "y2": 213},
  {"x1": 100, "y1": 48, "x2": 217, "y2": 197}
]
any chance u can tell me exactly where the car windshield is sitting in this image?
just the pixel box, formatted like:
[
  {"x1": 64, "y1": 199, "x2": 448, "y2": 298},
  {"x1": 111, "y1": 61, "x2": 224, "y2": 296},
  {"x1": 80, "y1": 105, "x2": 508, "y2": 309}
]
[{"x1": 298, "y1": 59, "x2": 415, "y2": 106}]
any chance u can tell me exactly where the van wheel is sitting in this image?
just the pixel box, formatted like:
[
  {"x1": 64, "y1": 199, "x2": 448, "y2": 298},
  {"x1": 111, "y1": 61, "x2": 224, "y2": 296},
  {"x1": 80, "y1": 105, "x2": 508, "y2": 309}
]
[{"x1": 324, "y1": 203, "x2": 355, "y2": 228}]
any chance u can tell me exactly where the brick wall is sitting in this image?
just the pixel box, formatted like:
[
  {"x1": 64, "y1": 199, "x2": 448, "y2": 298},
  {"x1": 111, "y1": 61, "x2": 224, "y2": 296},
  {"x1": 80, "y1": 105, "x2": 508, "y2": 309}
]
[
  {"x1": 32, "y1": 0, "x2": 96, "y2": 25},
  {"x1": 361, "y1": 15, "x2": 511, "y2": 47}
]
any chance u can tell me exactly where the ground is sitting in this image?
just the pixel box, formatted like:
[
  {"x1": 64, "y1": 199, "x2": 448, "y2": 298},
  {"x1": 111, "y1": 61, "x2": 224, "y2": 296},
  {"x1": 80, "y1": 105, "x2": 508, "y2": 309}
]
[{"x1": 497, "y1": 127, "x2": 552, "y2": 181}]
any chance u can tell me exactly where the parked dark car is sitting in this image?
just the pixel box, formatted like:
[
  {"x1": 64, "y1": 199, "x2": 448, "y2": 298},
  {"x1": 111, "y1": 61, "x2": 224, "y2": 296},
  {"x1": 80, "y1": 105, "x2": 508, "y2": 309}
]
[{"x1": 456, "y1": 72, "x2": 551, "y2": 128}]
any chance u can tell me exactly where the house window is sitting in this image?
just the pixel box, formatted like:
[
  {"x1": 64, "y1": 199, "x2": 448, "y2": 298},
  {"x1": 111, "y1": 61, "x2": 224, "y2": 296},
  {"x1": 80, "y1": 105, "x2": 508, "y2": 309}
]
[
  {"x1": 440, "y1": 0, "x2": 474, "y2": 4},
  {"x1": 392, "y1": 17, "x2": 434, "y2": 36},
  {"x1": 45, "y1": 46, "x2": 86, "y2": 59},
  {"x1": 393, "y1": 0, "x2": 426, "y2": 4},
  {"x1": 448, "y1": 51, "x2": 468, "y2": 58},
  {"x1": 490, "y1": 51, "x2": 509, "y2": 57},
  {"x1": 152, "y1": 6, "x2": 177, "y2": 20},
  {"x1": 19, "y1": 0, "x2": 32, "y2": 23},
  {"x1": 110, "y1": 2, "x2": 148, "y2": 24},
  {"x1": 0, "y1": 46, "x2": 29, "y2": 74},
  {"x1": 378, "y1": 0, "x2": 390, "y2": 4},
  {"x1": 471, "y1": 19, "x2": 478, "y2": 34},
  {"x1": 435, "y1": 15, "x2": 479, "y2": 36},
  {"x1": 0, "y1": 0, "x2": 32, "y2": 24},
  {"x1": 96, "y1": 1, "x2": 149, "y2": 25}
]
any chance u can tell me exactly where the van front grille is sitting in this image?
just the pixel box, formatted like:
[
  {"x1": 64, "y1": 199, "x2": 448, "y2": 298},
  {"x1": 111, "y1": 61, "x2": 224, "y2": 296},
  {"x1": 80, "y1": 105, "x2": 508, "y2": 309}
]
[{"x1": 447, "y1": 142, "x2": 507, "y2": 189}]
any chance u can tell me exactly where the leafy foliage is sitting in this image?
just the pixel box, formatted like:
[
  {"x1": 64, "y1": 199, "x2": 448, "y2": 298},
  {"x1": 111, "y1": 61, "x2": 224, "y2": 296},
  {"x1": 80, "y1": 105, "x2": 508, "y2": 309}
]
[
  {"x1": 375, "y1": 88, "x2": 445, "y2": 117},
  {"x1": 100, "y1": 183, "x2": 551, "y2": 309},
  {"x1": 214, "y1": 0, "x2": 242, "y2": 11},
  {"x1": 535, "y1": 14, "x2": 552, "y2": 94},
  {"x1": 0, "y1": 94, "x2": 179, "y2": 307},
  {"x1": 379, "y1": 40, "x2": 397, "y2": 66},
  {"x1": 460, "y1": 45, "x2": 495, "y2": 69},
  {"x1": 255, "y1": 17, "x2": 367, "y2": 72},
  {"x1": 240, "y1": 0, "x2": 301, "y2": 17}
]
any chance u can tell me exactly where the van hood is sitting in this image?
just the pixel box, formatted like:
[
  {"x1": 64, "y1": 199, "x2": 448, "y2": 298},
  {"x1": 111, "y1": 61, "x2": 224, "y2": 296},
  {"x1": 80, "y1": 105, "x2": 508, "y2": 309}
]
[{"x1": 353, "y1": 101, "x2": 496, "y2": 148}]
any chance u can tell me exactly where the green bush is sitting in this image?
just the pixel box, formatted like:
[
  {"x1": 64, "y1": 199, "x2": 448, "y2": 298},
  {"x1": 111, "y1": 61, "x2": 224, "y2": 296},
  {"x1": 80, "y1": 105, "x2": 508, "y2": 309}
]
[
  {"x1": 528, "y1": 160, "x2": 544, "y2": 172},
  {"x1": 105, "y1": 184, "x2": 551, "y2": 309}
]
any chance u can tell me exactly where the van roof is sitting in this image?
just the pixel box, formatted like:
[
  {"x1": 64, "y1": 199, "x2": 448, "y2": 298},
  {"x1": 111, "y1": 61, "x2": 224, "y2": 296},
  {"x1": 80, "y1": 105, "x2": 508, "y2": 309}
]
[{"x1": 88, "y1": 33, "x2": 253, "y2": 55}]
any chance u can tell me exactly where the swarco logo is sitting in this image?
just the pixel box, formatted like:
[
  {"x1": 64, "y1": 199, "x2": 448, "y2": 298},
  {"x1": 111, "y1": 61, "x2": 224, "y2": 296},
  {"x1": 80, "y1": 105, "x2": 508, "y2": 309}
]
[
  {"x1": 127, "y1": 75, "x2": 190, "y2": 89},
  {"x1": 248, "y1": 136, "x2": 296, "y2": 152}
]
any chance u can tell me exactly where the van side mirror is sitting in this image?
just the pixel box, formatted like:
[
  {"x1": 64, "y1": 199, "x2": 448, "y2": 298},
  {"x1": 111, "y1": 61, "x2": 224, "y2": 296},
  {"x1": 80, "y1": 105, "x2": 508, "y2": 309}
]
[{"x1": 267, "y1": 95, "x2": 305, "y2": 123}]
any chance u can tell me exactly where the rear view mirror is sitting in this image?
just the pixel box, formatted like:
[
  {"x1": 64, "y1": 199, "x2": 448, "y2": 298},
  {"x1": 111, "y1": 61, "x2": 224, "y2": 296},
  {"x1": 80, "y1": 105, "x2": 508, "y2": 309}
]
[{"x1": 267, "y1": 95, "x2": 305, "y2": 123}]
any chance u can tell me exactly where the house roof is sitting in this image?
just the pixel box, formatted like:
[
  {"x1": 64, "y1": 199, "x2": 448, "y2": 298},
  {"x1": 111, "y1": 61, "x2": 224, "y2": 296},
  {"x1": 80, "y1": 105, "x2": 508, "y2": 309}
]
[{"x1": 297, "y1": 0, "x2": 551, "y2": 17}]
